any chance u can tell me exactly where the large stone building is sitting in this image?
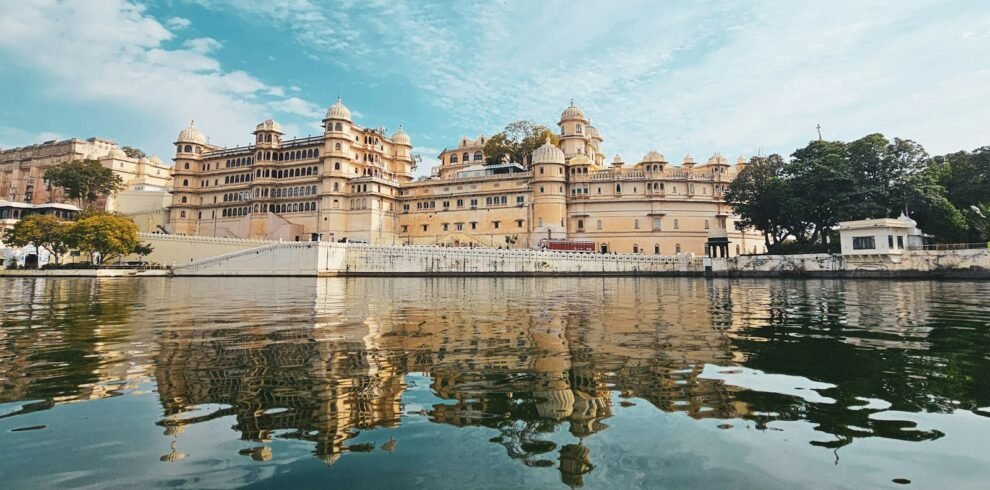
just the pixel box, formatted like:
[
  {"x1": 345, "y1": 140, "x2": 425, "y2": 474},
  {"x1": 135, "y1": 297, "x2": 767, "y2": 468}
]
[
  {"x1": 169, "y1": 99, "x2": 765, "y2": 256},
  {"x1": 0, "y1": 137, "x2": 173, "y2": 213}
]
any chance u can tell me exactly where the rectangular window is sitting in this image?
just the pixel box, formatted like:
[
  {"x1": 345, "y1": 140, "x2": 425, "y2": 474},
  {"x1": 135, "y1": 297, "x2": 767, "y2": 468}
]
[
  {"x1": 456, "y1": 199, "x2": 464, "y2": 207},
  {"x1": 470, "y1": 222, "x2": 477, "y2": 230},
  {"x1": 516, "y1": 196, "x2": 524, "y2": 204},
  {"x1": 501, "y1": 196, "x2": 508, "y2": 205},
  {"x1": 897, "y1": 236, "x2": 904, "y2": 249},
  {"x1": 443, "y1": 201, "x2": 450, "y2": 208},
  {"x1": 401, "y1": 225, "x2": 408, "y2": 233},
  {"x1": 888, "y1": 235, "x2": 894, "y2": 248},
  {"x1": 653, "y1": 218, "x2": 661, "y2": 231},
  {"x1": 516, "y1": 219, "x2": 524, "y2": 228},
  {"x1": 493, "y1": 221, "x2": 500, "y2": 229},
  {"x1": 852, "y1": 236, "x2": 876, "y2": 250},
  {"x1": 443, "y1": 223, "x2": 449, "y2": 231},
  {"x1": 470, "y1": 198, "x2": 478, "y2": 207},
  {"x1": 455, "y1": 223, "x2": 463, "y2": 231},
  {"x1": 422, "y1": 224, "x2": 429, "y2": 232}
]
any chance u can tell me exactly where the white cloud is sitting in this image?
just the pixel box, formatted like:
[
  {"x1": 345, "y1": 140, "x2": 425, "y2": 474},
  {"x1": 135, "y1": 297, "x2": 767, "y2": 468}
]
[
  {"x1": 0, "y1": 127, "x2": 60, "y2": 149},
  {"x1": 189, "y1": 0, "x2": 990, "y2": 160},
  {"x1": 182, "y1": 37, "x2": 222, "y2": 54},
  {"x1": 0, "y1": 0, "x2": 324, "y2": 159},
  {"x1": 165, "y1": 16, "x2": 191, "y2": 30}
]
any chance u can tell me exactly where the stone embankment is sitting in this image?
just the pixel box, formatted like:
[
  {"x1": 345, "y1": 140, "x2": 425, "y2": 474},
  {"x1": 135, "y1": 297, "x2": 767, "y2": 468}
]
[{"x1": 708, "y1": 249, "x2": 990, "y2": 278}]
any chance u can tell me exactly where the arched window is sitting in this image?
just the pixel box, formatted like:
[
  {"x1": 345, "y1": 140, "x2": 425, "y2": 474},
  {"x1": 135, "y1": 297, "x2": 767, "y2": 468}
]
[
  {"x1": 654, "y1": 244, "x2": 660, "y2": 254},
  {"x1": 633, "y1": 244, "x2": 639, "y2": 254},
  {"x1": 474, "y1": 151, "x2": 482, "y2": 161},
  {"x1": 674, "y1": 219, "x2": 679, "y2": 229},
  {"x1": 333, "y1": 182, "x2": 339, "y2": 191},
  {"x1": 634, "y1": 219, "x2": 639, "y2": 229},
  {"x1": 314, "y1": 149, "x2": 319, "y2": 157},
  {"x1": 179, "y1": 210, "x2": 186, "y2": 218},
  {"x1": 450, "y1": 154, "x2": 458, "y2": 163},
  {"x1": 462, "y1": 152, "x2": 469, "y2": 162},
  {"x1": 577, "y1": 219, "x2": 584, "y2": 230},
  {"x1": 184, "y1": 145, "x2": 192, "y2": 153},
  {"x1": 676, "y1": 243, "x2": 682, "y2": 254},
  {"x1": 182, "y1": 179, "x2": 189, "y2": 186},
  {"x1": 334, "y1": 122, "x2": 342, "y2": 131},
  {"x1": 596, "y1": 220, "x2": 603, "y2": 230},
  {"x1": 576, "y1": 124, "x2": 583, "y2": 134},
  {"x1": 180, "y1": 196, "x2": 187, "y2": 203},
  {"x1": 704, "y1": 219, "x2": 710, "y2": 229},
  {"x1": 334, "y1": 162, "x2": 341, "y2": 170},
  {"x1": 616, "y1": 184, "x2": 621, "y2": 193},
  {"x1": 184, "y1": 163, "x2": 190, "y2": 170}
]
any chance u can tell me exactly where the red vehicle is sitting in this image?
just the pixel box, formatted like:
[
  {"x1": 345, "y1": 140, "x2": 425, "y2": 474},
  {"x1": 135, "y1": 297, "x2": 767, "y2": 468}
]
[{"x1": 539, "y1": 239, "x2": 596, "y2": 253}]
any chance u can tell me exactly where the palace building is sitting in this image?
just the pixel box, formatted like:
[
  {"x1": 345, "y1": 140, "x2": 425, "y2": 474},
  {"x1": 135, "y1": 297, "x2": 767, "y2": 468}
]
[
  {"x1": 169, "y1": 99, "x2": 765, "y2": 256},
  {"x1": 0, "y1": 137, "x2": 173, "y2": 213}
]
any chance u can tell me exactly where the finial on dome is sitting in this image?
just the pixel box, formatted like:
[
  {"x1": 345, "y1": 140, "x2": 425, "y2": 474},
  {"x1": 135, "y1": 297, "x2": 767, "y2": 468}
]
[
  {"x1": 190, "y1": 120, "x2": 195, "y2": 127},
  {"x1": 545, "y1": 136, "x2": 551, "y2": 145},
  {"x1": 570, "y1": 98, "x2": 574, "y2": 106}
]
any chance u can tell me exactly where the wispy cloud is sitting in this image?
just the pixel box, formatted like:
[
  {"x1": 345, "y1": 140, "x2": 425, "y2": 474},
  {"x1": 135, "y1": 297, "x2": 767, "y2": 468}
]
[
  {"x1": 0, "y1": 0, "x2": 325, "y2": 157},
  {"x1": 189, "y1": 0, "x2": 990, "y2": 160}
]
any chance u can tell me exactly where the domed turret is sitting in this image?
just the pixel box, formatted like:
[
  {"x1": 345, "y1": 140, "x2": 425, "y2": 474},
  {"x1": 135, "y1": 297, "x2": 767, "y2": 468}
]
[
  {"x1": 255, "y1": 119, "x2": 283, "y2": 134},
  {"x1": 611, "y1": 155, "x2": 624, "y2": 167},
  {"x1": 391, "y1": 125, "x2": 411, "y2": 145},
  {"x1": 531, "y1": 137, "x2": 565, "y2": 164},
  {"x1": 149, "y1": 155, "x2": 163, "y2": 165},
  {"x1": 642, "y1": 150, "x2": 665, "y2": 163},
  {"x1": 176, "y1": 121, "x2": 207, "y2": 144},
  {"x1": 109, "y1": 148, "x2": 127, "y2": 159},
  {"x1": 325, "y1": 97, "x2": 351, "y2": 121},
  {"x1": 707, "y1": 152, "x2": 729, "y2": 166},
  {"x1": 682, "y1": 154, "x2": 696, "y2": 167},
  {"x1": 139, "y1": 156, "x2": 151, "y2": 165},
  {"x1": 560, "y1": 99, "x2": 586, "y2": 121},
  {"x1": 736, "y1": 155, "x2": 747, "y2": 164}
]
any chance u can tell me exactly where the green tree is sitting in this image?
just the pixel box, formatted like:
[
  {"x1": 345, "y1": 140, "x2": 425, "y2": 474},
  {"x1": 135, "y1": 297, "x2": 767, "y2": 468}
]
[
  {"x1": 483, "y1": 121, "x2": 560, "y2": 165},
  {"x1": 967, "y1": 204, "x2": 990, "y2": 242},
  {"x1": 725, "y1": 155, "x2": 802, "y2": 251},
  {"x1": 120, "y1": 146, "x2": 146, "y2": 159},
  {"x1": 786, "y1": 140, "x2": 854, "y2": 247},
  {"x1": 2, "y1": 214, "x2": 71, "y2": 265},
  {"x1": 44, "y1": 160, "x2": 124, "y2": 210},
  {"x1": 845, "y1": 134, "x2": 929, "y2": 219},
  {"x1": 66, "y1": 214, "x2": 139, "y2": 265}
]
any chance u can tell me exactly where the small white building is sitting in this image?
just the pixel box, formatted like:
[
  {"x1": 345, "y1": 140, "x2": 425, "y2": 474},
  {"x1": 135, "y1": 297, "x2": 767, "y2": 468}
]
[{"x1": 838, "y1": 214, "x2": 924, "y2": 257}]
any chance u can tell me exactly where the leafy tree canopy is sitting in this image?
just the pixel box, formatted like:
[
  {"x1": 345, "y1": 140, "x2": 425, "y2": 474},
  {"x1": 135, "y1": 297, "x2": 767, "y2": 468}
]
[
  {"x1": 2, "y1": 214, "x2": 71, "y2": 264},
  {"x1": 483, "y1": 120, "x2": 559, "y2": 166},
  {"x1": 120, "y1": 146, "x2": 146, "y2": 159},
  {"x1": 66, "y1": 213, "x2": 139, "y2": 264},
  {"x1": 44, "y1": 159, "x2": 124, "y2": 209}
]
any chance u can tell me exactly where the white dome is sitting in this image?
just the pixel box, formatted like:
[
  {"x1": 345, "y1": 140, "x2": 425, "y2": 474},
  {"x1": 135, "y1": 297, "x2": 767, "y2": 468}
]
[
  {"x1": 149, "y1": 155, "x2": 163, "y2": 165},
  {"x1": 560, "y1": 100, "x2": 586, "y2": 121},
  {"x1": 612, "y1": 154, "x2": 624, "y2": 165},
  {"x1": 325, "y1": 97, "x2": 351, "y2": 121},
  {"x1": 707, "y1": 153, "x2": 729, "y2": 165},
  {"x1": 255, "y1": 119, "x2": 283, "y2": 133},
  {"x1": 531, "y1": 137, "x2": 565, "y2": 164},
  {"x1": 736, "y1": 155, "x2": 747, "y2": 164},
  {"x1": 683, "y1": 154, "x2": 695, "y2": 165},
  {"x1": 391, "y1": 125, "x2": 410, "y2": 145},
  {"x1": 642, "y1": 150, "x2": 665, "y2": 163},
  {"x1": 109, "y1": 148, "x2": 127, "y2": 159},
  {"x1": 177, "y1": 121, "x2": 207, "y2": 144}
]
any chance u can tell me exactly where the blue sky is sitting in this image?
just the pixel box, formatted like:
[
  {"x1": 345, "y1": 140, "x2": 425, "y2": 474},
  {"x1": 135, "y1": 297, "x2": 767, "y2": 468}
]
[{"x1": 1, "y1": 0, "x2": 989, "y2": 176}]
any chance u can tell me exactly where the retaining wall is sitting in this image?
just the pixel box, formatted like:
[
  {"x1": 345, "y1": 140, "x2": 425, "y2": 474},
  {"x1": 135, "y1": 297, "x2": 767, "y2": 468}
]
[{"x1": 712, "y1": 249, "x2": 990, "y2": 278}]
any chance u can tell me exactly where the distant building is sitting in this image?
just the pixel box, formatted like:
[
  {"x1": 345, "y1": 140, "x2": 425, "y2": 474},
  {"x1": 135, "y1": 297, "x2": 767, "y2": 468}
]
[
  {"x1": 0, "y1": 137, "x2": 172, "y2": 213},
  {"x1": 838, "y1": 214, "x2": 924, "y2": 257},
  {"x1": 168, "y1": 99, "x2": 765, "y2": 255},
  {"x1": 0, "y1": 200, "x2": 81, "y2": 267}
]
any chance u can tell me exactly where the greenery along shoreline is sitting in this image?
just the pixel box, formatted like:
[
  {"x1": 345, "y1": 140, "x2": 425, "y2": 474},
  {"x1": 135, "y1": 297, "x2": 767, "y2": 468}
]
[
  {"x1": 3, "y1": 159, "x2": 152, "y2": 266},
  {"x1": 726, "y1": 135, "x2": 990, "y2": 254}
]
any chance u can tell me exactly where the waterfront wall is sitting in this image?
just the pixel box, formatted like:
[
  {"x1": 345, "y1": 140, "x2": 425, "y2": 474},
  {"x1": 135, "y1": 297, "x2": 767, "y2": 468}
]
[
  {"x1": 711, "y1": 249, "x2": 990, "y2": 278},
  {"x1": 134, "y1": 233, "x2": 278, "y2": 266},
  {"x1": 170, "y1": 240, "x2": 704, "y2": 276}
]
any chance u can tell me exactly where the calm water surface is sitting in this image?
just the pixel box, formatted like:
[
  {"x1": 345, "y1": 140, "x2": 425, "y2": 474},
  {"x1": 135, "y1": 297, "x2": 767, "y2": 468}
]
[{"x1": 1, "y1": 277, "x2": 989, "y2": 489}]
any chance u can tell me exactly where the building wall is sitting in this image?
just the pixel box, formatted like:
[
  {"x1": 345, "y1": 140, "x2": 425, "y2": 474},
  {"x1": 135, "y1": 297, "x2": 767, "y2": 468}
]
[
  {"x1": 0, "y1": 138, "x2": 171, "y2": 210},
  {"x1": 168, "y1": 101, "x2": 767, "y2": 257}
]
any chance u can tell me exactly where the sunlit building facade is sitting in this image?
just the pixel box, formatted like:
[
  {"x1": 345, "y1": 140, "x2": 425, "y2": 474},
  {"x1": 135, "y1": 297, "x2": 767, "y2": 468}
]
[{"x1": 170, "y1": 100, "x2": 765, "y2": 255}]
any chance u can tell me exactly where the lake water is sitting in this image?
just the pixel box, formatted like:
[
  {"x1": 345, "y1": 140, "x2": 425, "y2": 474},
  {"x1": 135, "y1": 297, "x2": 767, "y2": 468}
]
[{"x1": 1, "y1": 277, "x2": 989, "y2": 489}]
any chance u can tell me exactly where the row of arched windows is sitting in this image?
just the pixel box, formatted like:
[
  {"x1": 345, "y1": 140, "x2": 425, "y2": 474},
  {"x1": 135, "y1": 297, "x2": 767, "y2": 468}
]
[
  {"x1": 222, "y1": 206, "x2": 252, "y2": 217},
  {"x1": 449, "y1": 151, "x2": 483, "y2": 164},
  {"x1": 224, "y1": 173, "x2": 252, "y2": 185},
  {"x1": 267, "y1": 202, "x2": 316, "y2": 213},
  {"x1": 254, "y1": 148, "x2": 319, "y2": 162},
  {"x1": 222, "y1": 192, "x2": 248, "y2": 202},
  {"x1": 268, "y1": 185, "x2": 317, "y2": 198},
  {"x1": 254, "y1": 166, "x2": 319, "y2": 179},
  {"x1": 645, "y1": 164, "x2": 663, "y2": 172},
  {"x1": 225, "y1": 156, "x2": 254, "y2": 168},
  {"x1": 178, "y1": 144, "x2": 202, "y2": 154}
]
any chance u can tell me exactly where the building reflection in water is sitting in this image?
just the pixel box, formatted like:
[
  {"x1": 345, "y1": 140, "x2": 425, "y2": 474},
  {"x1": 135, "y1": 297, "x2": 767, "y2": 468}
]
[{"x1": 3, "y1": 276, "x2": 984, "y2": 485}]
